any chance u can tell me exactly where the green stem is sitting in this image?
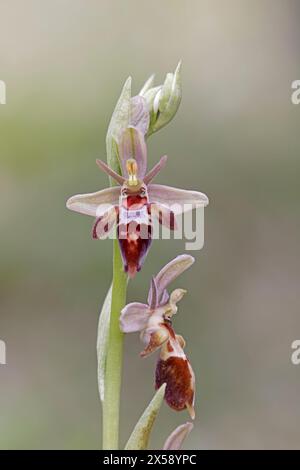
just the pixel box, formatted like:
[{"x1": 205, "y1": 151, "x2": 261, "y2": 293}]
[
  {"x1": 101, "y1": 75, "x2": 131, "y2": 449},
  {"x1": 102, "y1": 238, "x2": 127, "y2": 449}
]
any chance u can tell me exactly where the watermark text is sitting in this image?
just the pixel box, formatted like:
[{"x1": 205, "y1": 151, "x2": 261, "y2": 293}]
[
  {"x1": 0, "y1": 340, "x2": 6, "y2": 365},
  {"x1": 94, "y1": 202, "x2": 206, "y2": 251},
  {"x1": 0, "y1": 80, "x2": 6, "y2": 104},
  {"x1": 291, "y1": 80, "x2": 300, "y2": 105},
  {"x1": 291, "y1": 340, "x2": 300, "y2": 365}
]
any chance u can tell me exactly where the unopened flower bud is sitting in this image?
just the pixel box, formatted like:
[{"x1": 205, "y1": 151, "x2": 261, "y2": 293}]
[{"x1": 139, "y1": 61, "x2": 182, "y2": 136}]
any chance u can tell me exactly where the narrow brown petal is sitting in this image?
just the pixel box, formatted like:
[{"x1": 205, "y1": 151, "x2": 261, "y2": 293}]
[
  {"x1": 143, "y1": 155, "x2": 168, "y2": 185},
  {"x1": 96, "y1": 159, "x2": 125, "y2": 185}
]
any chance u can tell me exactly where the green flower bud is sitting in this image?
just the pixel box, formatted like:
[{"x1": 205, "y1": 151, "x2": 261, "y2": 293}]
[{"x1": 139, "y1": 61, "x2": 182, "y2": 137}]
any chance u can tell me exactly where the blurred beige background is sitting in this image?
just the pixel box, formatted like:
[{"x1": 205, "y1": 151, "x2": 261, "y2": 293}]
[{"x1": 1, "y1": 0, "x2": 300, "y2": 449}]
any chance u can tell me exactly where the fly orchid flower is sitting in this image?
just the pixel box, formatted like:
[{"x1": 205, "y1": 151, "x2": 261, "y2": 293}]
[
  {"x1": 120, "y1": 255, "x2": 196, "y2": 419},
  {"x1": 66, "y1": 123, "x2": 208, "y2": 278}
]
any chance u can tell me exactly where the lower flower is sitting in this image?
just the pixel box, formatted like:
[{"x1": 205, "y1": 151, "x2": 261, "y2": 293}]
[{"x1": 120, "y1": 255, "x2": 196, "y2": 419}]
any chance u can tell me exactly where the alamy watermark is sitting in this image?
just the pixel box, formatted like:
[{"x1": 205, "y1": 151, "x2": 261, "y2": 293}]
[
  {"x1": 291, "y1": 340, "x2": 300, "y2": 365},
  {"x1": 95, "y1": 202, "x2": 206, "y2": 251},
  {"x1": 291, "y1": 80, "x2": 300, "y2": 105},
  {"x1": 0, "y1": 340, "x2": 6, "y2": 365},
  {"x1": 0, "y1": 80, "x2": 6, "y2": 104}
]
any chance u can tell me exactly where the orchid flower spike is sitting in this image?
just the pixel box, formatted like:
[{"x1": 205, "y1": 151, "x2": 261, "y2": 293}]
[
  {"x1": 120, "y1": 255, "x2": 196, "y2": 418},
  {"x1": 66, "y1": 96, "x2": 208, "y2": 278}
]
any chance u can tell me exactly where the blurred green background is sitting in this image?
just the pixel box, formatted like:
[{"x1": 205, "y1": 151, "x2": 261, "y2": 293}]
[{"x1": 1, "y1": 0, "x2": 300, "y2": 450}]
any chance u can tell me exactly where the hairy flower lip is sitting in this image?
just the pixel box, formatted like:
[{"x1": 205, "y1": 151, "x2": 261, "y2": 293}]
[{"x1": 156, "y1": 355, "x2": 195, "y2": 419}]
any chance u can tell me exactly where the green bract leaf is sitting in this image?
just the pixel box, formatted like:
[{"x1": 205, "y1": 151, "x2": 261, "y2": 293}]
[
  {"x1": 97, "y1": 284, "x2": 112, "y2": 402},
  {"x1": 124, "y1": 384, "x2": 166, "y2": 450},
  {"x1": 106, "y1": 77, "x2": 132, "y2": 179}
]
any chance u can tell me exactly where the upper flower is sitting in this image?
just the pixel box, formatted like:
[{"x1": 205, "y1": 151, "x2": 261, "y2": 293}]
[
  {"x1": 66, "y1": 97, "x2": 208, "y2": 277},
  {"x1": 120, "y1": 255, "x2": 196, "y2": 418},
  {"x1": 66, "y1": 77, "x2": 208, "y2": 277},
  {"x1": 66, "y1": 123, "x2": 208, "y2": 223}
]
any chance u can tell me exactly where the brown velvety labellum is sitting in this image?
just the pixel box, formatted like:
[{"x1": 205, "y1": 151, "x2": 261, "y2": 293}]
[{"x1": 155, "y1": 356, "x2": 194, "y2": 412}]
